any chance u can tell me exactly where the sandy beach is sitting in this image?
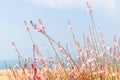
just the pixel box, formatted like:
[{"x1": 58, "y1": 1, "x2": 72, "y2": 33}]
[
  {"x1": 0, "y1": 69, "x2": 20, "y2": 80},
  {"x1": 0, "y1": 69, "x2": 10, "y2": 80}
]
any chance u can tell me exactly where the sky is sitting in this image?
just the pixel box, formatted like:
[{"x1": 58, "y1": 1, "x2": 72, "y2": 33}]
[{"x1": 0, "y1": 0, "x2": 120, "y2": 60}]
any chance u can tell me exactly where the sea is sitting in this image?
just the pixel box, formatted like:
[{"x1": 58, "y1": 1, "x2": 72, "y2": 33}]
[
  {"x1": 0, "y1": 60, "x2": 18, "y2": 70},
  {"x1": 0, "y1": 60, "x2": 43, "y2": 70},
  {"x1": 1, "y1": 60, "x2": 120, "y2": 70}
]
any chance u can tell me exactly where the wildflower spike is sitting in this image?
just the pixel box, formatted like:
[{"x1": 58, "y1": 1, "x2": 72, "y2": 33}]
[
  {"x1": 31, "y1": 19, "x2": 45, "y2": 34},
  {"x1": 30, "y1": 20, "x2": 34, "y2": 27},
  {"x1": 86, "y1": 1, "x2": 92, "y2": 14},
  {"x1": 39, "y1": 19, "x2": 45, "y2": 29},
  {"x1": 12, "y1": 42, "x2": 17, "y2": 51},
  {"x1": 33, "y1": 44, "x2": 36, "y2": 59},
  {"x1": 30, "y1": 20, "x2": 38, "y2": 29},
  {"x1": 12, "y1": 42, "x2": 25, "y2": 63},
  {"x1": 24, "y1": 20, "x2": 35, "y2": 44},
  {"x1": 68, "y1": 20, "x2": 72, "y2": 30},
  {"x1": 39, "y1": 19, "x2": 44, "y2": 25},
  {"x1": 24, "y1": 20, "x2": 29, "y2": 31},
  {"x1": 58, "y1": 41, "x2": 63, "y2": 52}
]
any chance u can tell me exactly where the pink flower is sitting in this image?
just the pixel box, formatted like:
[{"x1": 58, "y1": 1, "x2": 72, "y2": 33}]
[
  {"x1": 99, "y1": 70, "x2": 104, "y2": 74},
  {"x1": 34, "y1": 57, "x2": 38, "y2": 66},
  {"x1": 86, "y1": 1, "x2": 92, "y2": 13},
  {"x1": 35, "y1": 27, "x2": 45, "y2": 33},
  {"x1": 30, "y1": 20, "x2": 45, "y2": 33},
  {"x1": 67, "y1": 56, "x2": 71, "y2": 61}
]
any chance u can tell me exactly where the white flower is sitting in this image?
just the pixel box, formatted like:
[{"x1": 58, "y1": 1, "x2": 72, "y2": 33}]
[{"x1": 112, "y1": 73, "x2": 117, "y2": 77}]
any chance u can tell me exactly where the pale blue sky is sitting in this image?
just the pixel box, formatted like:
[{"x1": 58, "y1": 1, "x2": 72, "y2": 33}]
[{"x1": 0, "y1": 0, "x2": 120, "y2": 60}]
